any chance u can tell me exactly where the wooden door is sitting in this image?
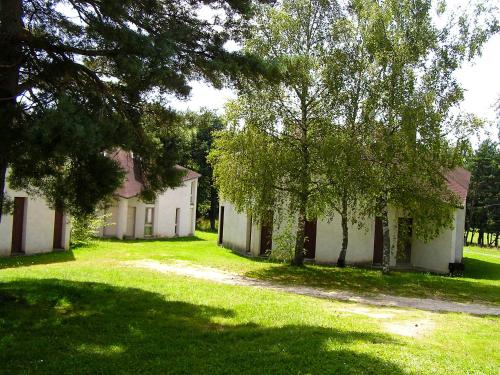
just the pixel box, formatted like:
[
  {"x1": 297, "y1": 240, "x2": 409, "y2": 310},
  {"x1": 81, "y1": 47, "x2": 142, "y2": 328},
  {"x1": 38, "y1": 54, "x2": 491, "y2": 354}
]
[
  {"x1": 53, "y1": 209, "x2": 64, "y2": 249},
  {"x1": 174, "y1": 208, "x2": 180, "y2": 236},
  {"x1": 373, "y1": 217, "x2": 383, "y2": 264},
  {"x1": 304, "y1": 220, "x2": 317, "y2": 259},
  {"x1": 218, "y1": 206, "x2": 224, "y2": 245},
  {"x1": 260, "y1": 223, "x2": 273, "y2": 255},
  {"x1": 259, "y1": 211, "x2": 273, "y2": 255},
  {"x1": 397, "y1": 218, "x2": 413, "y2": 264},
  {"x1": 125, "y1": 207, "x2": 136, "y2": 238},
  {"x1": 11, "y1": 197, "x2": 26, "y2": 254}
]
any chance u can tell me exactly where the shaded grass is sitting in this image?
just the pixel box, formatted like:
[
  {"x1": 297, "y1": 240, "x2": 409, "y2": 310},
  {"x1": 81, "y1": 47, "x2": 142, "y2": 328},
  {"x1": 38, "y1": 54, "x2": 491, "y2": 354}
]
[{"x1": 0, "y1": 279, "x2": 405, "y2": 374}]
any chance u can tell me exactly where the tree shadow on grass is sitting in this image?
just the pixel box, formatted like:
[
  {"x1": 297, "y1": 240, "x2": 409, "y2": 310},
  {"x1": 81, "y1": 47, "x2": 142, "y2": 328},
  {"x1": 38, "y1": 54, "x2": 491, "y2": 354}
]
[
  {"x1": 0, "y1": 279, "x2": 405, "y2": 374},
  {"x1": 463, "y1": 257, "x2": 500, "y2": 281},
  {"x1": 244, "y1": 264, "x2": 500, "y2": 305},
  {"x1": 0, "y1": 250, "x2": 75, "y2": 270}
]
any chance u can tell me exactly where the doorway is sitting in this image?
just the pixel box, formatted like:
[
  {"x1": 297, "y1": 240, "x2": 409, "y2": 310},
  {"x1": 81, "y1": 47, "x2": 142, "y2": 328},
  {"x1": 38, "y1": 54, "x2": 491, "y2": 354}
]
[
  {"x1": 397, "y1": 218, "x2": 413, "y2": 265},
  {"x1": 218, "y1": 206, "x2": 224, "y2": 245},
  {"x1": 11, "y1": 197, "x2": 26, "y2": 254},
  {"x1": 174, "y1": 208, "x2": 180, "y2": 236},
  {"x1": 373, "y1": 217, "x2": 383, "y2": 265},
  {"x1": 259, "y1": 212, "x2": 273, "y2": 256},
  {"x1": 126, "y1": 207, "x2": 136, "y2": 238},
  {"x1": 53, "y1": 209, "x2": 64, "y2": 249},
  {"x1": 304, "y1": 219, "x2": 317, "y2": 259}
]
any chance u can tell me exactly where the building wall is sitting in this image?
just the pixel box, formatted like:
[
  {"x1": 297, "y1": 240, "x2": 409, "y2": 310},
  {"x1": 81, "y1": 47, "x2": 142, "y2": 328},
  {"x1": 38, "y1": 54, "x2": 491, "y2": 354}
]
[
  {"x1": 219, "y1": 201, "x2": 250, "y2": 253},
  {"x1": 156, "y1": 178, "x2": 197, "y2": 238},
  {"x1": 1, "y1": 185, "x2": 70, "y2": 256},
  {"x1": 411, "y1": 209, "x2": 462, "y2": 274},
  {"x1": 100, "y1": 178, "x2": 198, "y2": 239},
  {"x1": 454, "y1": 208, "x2": 465, "y2": 263},
  {"x1": 102, "y1": 204, "x2": 119, "y2": 237},
  {"x1": 219, "y1": 201, "x2": 462, "y2": 273},
  {"x1": 315, "y1": 216, "x2": 375, "y2": 264}
]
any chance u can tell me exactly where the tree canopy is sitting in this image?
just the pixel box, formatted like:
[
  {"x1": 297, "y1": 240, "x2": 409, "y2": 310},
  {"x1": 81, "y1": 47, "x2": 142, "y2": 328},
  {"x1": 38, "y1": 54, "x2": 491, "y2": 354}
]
[
  {"x1": 465, "y1": 140, "x2": 500, "y2": 246},
  {"x1": 210, "y1": 0, "x2": 498, "y2": 270},
  {"x1": 211, "y1": 0, "x2": 348, "y2": 265},
  {"x1": 179, "y1": 110, "x2": 224, "y2": 230},
  {"x1": 0, "y1": 0, "x2": 268, "y2": 218}
]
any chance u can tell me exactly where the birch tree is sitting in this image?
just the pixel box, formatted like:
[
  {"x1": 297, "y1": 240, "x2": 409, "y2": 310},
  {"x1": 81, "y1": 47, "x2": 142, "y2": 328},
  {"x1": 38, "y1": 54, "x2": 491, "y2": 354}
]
[
  {"x1": 211, "y1": 0, "x2": 343, "y2": 266},
  {"x1": 355, "y1": 0, "x2": 497, "y2": 273}
]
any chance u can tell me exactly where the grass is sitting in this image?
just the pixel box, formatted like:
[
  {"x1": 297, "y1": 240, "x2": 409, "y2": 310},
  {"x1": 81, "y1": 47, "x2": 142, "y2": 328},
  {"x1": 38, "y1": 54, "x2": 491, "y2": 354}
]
[
  {"x1": 0, "y1": 232, "x2": 499, "y2": 374},
  {"x1": 2, "y1": 232, "x2": 498, "y2": 306}
]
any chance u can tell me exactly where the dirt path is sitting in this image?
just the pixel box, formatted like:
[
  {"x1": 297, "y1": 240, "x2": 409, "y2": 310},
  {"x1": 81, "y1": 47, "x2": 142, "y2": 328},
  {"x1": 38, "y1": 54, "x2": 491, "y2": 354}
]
[{"x1": 126, "y1": 259, "x2": 500, "y2": 316}]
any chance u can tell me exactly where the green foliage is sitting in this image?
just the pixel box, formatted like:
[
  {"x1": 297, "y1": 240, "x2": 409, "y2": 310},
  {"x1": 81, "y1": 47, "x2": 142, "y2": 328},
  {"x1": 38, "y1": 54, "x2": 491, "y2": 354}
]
[
  {"x1": 70, "y1": 213, "x2": 110, "y2": 245},
  {"x1": 211, "y1": 0, "x2": 345, "y2": 265},
  {"x1": 465, "y1": 140, "x2": 500, "y2": 246},
  {"x1": 267, "y1": 220, "x2": 296, "y2": 262},
  {"x1": 0, "y1": 0, "x2": 268, "y2": 218},
  {"x1": 179, "y1": 110, "x2": 224, "y2": 230},
  {"x1": 211, "y1": 0, "x2": 498, "y2": 270}
]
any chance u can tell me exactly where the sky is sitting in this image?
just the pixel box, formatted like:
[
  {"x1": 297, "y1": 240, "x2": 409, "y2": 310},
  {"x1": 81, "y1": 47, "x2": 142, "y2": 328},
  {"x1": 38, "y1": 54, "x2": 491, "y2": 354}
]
[{"x1": 168, "y1": 0, "x2": 500, "y2": 146}]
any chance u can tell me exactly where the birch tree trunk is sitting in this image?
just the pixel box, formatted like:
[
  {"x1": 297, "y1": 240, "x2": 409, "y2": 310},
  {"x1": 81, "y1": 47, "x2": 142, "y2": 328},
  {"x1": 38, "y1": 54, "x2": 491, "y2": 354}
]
[
  {"x1": 337, "y1": 196, "x2": 349, "y2": 267},
  {"x1": 293, "y1": 200, "x2": 307, "y2": 266},
  {"x1": 381, "y1": 199, "x2": 391, "y2": 274}
]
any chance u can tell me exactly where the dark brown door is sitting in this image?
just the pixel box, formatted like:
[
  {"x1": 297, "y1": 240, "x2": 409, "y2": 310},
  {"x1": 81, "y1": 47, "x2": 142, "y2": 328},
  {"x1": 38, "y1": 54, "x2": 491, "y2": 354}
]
[
  {"x1": 53, "y1": 209, "x2": 64, "y2": 249},
  {"x1": 373, "y1": 217, "x2": 383, "y2": 264},
  {"x1": 218, "y1": 206, "x2": 224, "y2": 245},
  {"x1": 11, "y1": 197, "x2": 26, "y2": 254},
  {"x1": 304, "y1": 220, "x2": 317, "y2": 259},
  {"x1": 259, "y1": 212, "x2": 273, "y2": 255},
  {"x1": 260, "y1": 224, "x2": 272, "y2": 255},
  {"x1": 397, "y1": 218, "x2": 413, "y2": 264}
]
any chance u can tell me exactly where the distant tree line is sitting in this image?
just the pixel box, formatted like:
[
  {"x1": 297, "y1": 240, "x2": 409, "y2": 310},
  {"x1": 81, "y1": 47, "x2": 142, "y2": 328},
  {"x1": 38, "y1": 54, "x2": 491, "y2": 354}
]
[
  {"x1": 465, "y1": 140, "x2": 500, "y2": 247},
  {"x1": 178, "y1": 110, "x2": 222, "y2": 231}
]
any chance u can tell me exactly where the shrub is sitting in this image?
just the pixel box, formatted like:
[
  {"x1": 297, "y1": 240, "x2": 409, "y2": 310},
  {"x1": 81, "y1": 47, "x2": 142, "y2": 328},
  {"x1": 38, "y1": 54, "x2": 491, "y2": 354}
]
[
  {"x1": 267, "y1": 220, "x2": 296, "y2": 262},
  {"x1": 71, "y1": 213, "x2": 110, "y2": 245}
]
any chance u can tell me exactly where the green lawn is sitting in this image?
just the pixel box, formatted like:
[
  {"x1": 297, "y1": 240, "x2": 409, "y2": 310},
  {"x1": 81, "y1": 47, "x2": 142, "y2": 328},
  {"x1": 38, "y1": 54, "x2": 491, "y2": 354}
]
[
  {"x1": 0, "y1": 232, "x2": 499, "y2": 374},
  {"x1": 6, "y1": 231, "x2": 495, "y2": 305}
]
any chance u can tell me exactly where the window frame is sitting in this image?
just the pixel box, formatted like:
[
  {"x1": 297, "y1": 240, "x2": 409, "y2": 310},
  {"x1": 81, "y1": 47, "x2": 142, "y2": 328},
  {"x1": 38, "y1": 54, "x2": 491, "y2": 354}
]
[{"x1": 144, "y1": 207, "x2": 154, "y2": 237}]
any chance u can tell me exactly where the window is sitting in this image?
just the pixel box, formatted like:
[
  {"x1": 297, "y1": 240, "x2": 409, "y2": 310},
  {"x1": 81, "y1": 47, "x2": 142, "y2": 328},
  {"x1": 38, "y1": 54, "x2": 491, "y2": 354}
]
[
  {"x1": 175, "y1": 208, "x2": 180, "y2": 236},
  {"x1": 190, "y1": 181, "x2": 195, "y2": 205},
  {"x1": 144, "y1": 207, "x2": 154, "y2": 236}
]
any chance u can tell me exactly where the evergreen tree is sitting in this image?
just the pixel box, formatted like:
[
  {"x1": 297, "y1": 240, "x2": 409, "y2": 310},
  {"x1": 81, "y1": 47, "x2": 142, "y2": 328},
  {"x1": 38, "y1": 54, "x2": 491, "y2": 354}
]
[
  {"x1": 466, "y1": 140, "x2": 500, "y2": 246},
  {"x1": 0, "y1": 0, "x2": 267, "y2": 218},
  {"x1": 181, "y1": 110, "x2": 223, "y2": 231}
]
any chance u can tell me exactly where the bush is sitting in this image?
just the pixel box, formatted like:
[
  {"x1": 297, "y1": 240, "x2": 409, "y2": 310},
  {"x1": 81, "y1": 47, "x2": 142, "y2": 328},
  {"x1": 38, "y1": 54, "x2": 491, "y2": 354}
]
[
  {"x1": 196, "y1": 218, "x2": 218, "y2": 232},
  {"x1": 267, "y1": 220, "x2": 295, "y2": 263},
  {"x1": 71, "y1": 213, "x2": 110, "y2": 245}
]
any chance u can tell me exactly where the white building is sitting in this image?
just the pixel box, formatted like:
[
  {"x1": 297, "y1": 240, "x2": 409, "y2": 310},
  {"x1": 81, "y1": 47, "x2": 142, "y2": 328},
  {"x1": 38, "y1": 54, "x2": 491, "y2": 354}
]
[
  {"x1": 0, "y1": 179, "x2": 71, "y2": 256},
  {"x1": 218, "y1": 168, "x2": 470, "y2": 274},
  {"x1": 98, "y1": 150, "x2": 200, "y2": 239}
]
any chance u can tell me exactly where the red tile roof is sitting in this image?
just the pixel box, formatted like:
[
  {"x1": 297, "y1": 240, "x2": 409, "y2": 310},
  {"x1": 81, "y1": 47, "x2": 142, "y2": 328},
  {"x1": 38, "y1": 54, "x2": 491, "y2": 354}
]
[
  {"x1": 175, "y1": 165, "x2": 202, "y2": 182},
  {"x1": 445, "y1": 167, "x2": 471, "y2": 205},
  {"x1": 110, "y1": 149, "x2": 201, "y2": 199}
]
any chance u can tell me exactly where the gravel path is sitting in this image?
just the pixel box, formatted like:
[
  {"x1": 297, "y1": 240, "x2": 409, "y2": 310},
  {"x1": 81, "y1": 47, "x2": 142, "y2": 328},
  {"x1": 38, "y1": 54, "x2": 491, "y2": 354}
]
[{"x1": 127, "y1": 259, "x2": 500, "y2": 316}]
